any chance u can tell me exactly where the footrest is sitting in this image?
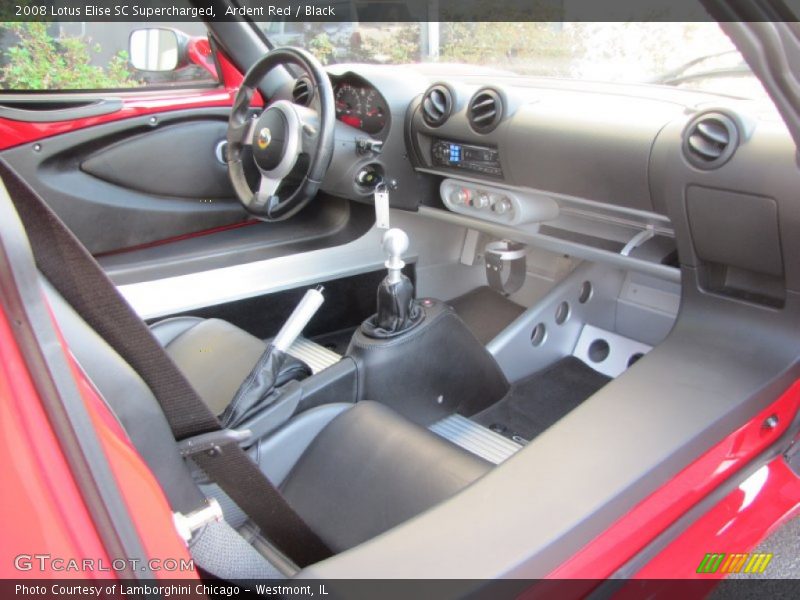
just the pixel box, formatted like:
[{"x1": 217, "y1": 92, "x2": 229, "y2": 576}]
[
  {"x1": 430, "y1": 414, "x2": 522, "y2": 464},
  {"x1": 286, "y1": 337, "x2": 341, "y2": 374}
]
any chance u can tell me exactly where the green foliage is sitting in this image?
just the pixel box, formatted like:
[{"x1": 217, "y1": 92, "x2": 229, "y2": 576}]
[
  {"x1": 440, "y1": 23, "x2": 574, "y2": 76},
  {"x1": 0, "y1": 23, "x2": 140, "y2": 90},
  {"x1": 352, "y1": 25, "x2": 420, "y2": 64},
  {"x1": 306, "y1": 31, "x2": 335, "y2": 66}
]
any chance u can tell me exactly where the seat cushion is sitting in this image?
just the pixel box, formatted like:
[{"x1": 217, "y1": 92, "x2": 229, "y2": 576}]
[
  {"x1": 280, "y1": 401, "x2": 492, "y2": 552},
  {"x1": 151, "y1": 317, "x2": 267, "y2": 415}
]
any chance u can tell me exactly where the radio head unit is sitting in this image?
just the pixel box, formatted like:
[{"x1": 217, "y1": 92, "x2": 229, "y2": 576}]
[{"x1": 431, "y1": 140, "x2": 503, "y2": 177}]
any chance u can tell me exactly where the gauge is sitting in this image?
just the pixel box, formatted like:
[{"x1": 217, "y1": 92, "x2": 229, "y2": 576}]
[
  {"x1": 361, "y1": 89, "x2": 387, "y2": 134},
  {"x1": 335, "y1": 83, "x2": 363, "y2": 129}
]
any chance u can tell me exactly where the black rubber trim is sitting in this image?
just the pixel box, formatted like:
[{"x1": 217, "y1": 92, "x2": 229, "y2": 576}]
[
  {"x1": 0, "y1": 175, "x2": 152, "y2": 580},
  {"x1": 0, "y1": 98, "x2": 123, "y2": 122}
]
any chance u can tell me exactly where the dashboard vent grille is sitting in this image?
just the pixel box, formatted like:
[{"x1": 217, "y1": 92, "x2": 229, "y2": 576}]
[
  {"x1": 683, "y1": 112, "x2": 739, "y2": 169},
  {"x1": 421, "y1": 85, "x2": 452, "y2": 127},
  {"x1": 292, "y1": 77, "x2": 313, "y2": 106},
  {"x1": 468, "y1": 89, "x2": 503, "y2": 133}
]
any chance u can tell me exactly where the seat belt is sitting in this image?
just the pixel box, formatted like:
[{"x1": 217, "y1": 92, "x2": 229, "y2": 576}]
[{"x1": 0, "y1": 162, "x2": 332, "y2": 568}]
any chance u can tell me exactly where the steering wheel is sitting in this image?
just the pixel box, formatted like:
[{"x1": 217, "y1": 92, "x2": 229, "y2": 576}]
[{"x1": 226, "y1": 47, "x2": 335, "y2": 221}]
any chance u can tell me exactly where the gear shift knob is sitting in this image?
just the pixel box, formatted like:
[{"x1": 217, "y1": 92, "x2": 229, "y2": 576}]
[
  {"x1": 362, "y1": 226, "x2": 421, "y2": 336},
  {"x1": 382, "y1": 228, "x2": 408, "y2": 281}
]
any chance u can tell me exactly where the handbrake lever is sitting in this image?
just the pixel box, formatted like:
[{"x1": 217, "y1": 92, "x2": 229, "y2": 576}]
[
  {"x1": 220, "y1": 286, "x2": 325, "y2": 428},
  {"x1": 273, "y1": 286, "x2": 325, "y2": 352}
]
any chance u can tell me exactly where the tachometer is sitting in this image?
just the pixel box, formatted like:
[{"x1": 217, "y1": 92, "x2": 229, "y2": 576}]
[{"x1": 335, "y1": 83, "x2": 363, "y2": 129}]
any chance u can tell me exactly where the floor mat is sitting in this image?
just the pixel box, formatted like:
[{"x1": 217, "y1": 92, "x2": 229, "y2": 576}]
[
  {"x1": 473, "y1": 357, "x2": 611, "y2": 442},
  {"x1": 448, "y1": 286, "x2": 526, "y2": 345}
]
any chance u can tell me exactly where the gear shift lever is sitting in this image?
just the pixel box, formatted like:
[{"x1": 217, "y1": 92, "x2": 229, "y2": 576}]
[
  {"x1": 367, "y1": 228, "x2": 422, "y2": 336},
  {"x1": 383, "y1": 228, "x2": 408, "y2": 284}
]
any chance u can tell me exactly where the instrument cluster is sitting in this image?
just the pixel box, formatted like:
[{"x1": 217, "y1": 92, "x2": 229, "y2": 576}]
[{"x1": 333, "y1": 79, "x2": 388, "y2": 135}]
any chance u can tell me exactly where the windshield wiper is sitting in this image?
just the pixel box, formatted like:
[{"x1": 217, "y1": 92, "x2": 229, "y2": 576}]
[{"x1": 650, "y1": 50, "x2": 750, "y2": 86}]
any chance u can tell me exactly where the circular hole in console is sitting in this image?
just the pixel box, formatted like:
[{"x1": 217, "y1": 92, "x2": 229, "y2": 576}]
[
  {"x1": 555, "y1": 301, "x2": 570, "y2": 325},
  {"x1": 531, "y1": 323, "x2": 547, "y2": 347},
  {"x1": 579, "y1": 281, "x2": 593, "y2": 304},
  {"x1": 628, "y1": 352, "x2": 645, "y2": 367},
  {"x1": 588, "y1": 339, "x2": 610, "y2": 363}
]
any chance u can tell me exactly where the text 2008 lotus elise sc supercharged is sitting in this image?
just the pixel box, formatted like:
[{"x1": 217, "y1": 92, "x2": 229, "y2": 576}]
[{"x1": 1, "y1": 1, "x2": 800, "y2": 597}]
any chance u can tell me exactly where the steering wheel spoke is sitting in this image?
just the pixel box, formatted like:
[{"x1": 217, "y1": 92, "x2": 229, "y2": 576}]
[
  {"x1": 256, "y1": 174, "x2": 281, "y2": 205},
  {"x1": 238, "y1": 116, "x2": 258, "y2": 147},
  {"x1": 295, "y1": 105, "x2": 321, "y2": 154}
]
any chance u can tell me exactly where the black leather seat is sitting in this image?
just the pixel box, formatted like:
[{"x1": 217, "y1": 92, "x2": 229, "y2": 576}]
[
  {"x1": 150, "y1": 316, "x2": 268, "y2": 415},
  {"x1": 44, "y1": 280, "x2": 491, "y2": 557}
]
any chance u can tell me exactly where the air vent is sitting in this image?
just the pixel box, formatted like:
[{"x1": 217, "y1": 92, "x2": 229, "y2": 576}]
[
  {"x1": 468, "y1": 88, "x2": 503, "y2": 134},
  {"x1": 421, "y1": 85, "x2": 452, "y2": 127},
  {"x1": 292, "y1": 77, "x2": 313, "y2": 106},
  {"x1": 683, "y1": 112, "x2": 739, "y2": 169}
]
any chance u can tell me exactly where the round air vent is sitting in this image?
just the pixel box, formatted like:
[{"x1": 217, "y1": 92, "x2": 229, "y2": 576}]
[
  {"x1": 421, "y1": 84, "x2": 453, "y2": 127},
  {"x1": 292, "y1": 76, "x2": 313, "y2": 106},
  {"x1": 683, "y1": 112, "x2": 739, "y2": 169},
  {"x1": 468, "y1": 88, "x2": 503, "y2": 134}
]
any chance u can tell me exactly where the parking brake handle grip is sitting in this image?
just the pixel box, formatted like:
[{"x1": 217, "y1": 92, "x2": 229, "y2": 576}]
[{"x1": 272, "y1": 286, "x2": 325, "y2": 352}]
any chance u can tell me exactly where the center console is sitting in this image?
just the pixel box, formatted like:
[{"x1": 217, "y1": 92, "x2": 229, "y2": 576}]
[
  {"x1": 346, "y1": 227, "x2": 509, "y2": 426},
  {"x1": 234, "y1": 227, "x2": 510, "y2": 441},
  {"x1": 347, "y1": 296, "x2": 509, "y2": 426}
]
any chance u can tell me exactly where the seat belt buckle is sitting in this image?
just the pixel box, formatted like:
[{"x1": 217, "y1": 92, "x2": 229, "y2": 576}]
[
  {"x1": 177, "y1": 428, "x2": 252, "y2": 458},
  {"x1": 173, "y1": 498, "x2": 224, "y2": 542}
]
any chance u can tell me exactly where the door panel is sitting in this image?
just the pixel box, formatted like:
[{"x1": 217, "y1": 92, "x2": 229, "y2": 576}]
[
  {"x1": 0, "y1": 108, "x2": 249, "y2": 255},
  {"x1": 81, "y1": 120, "x2": 236, "y2": 200}
]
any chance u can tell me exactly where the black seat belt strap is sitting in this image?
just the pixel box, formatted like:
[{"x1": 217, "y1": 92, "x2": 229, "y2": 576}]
[{"x1": 0, "y1": 162, "x2": 331, "y2": 568}]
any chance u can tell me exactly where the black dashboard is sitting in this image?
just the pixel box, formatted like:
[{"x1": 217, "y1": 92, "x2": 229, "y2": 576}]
[{"x1": 282, "y1": 64, "x2": 800, "y2": 309}]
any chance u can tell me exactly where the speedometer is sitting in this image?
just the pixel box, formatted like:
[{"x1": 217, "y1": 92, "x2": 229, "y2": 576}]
[
  {"x1": 335, "y1": 83, "x2": 363, "y2": 129},
  {"x1": 362, "y1": 89, "x2": 387, "y2": 134}
]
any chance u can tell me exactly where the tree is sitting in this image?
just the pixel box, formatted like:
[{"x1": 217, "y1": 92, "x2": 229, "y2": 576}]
[{"x1": 0, "y1": 23, "x2": 139, "y2": 90}]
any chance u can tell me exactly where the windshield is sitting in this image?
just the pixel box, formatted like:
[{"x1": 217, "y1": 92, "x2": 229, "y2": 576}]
[{"x1": 258, "y1": 21, "x2": 767, "y2": 100}]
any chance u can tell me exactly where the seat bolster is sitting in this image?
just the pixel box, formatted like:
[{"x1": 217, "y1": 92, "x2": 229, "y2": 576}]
[
  {"x1": 150, "y1": 316, "x2": 205, "y2": 348},
  {"x1": 200, "y1": 403, "x2": 353, "y2": 529},
  {"x1": 280, "y1": 401, "x2": 492, "y2": 552},
  {"x1": 254, "y1": 403, "x2": 353, "y2": 487},
  {"x1": 155, "y1": 318, "x2": 267, "y2": 415}
]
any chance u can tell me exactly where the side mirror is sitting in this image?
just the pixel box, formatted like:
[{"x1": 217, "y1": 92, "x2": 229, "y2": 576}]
[{"x1": 129, "y1": 28, "x2": 187, "y2": 72}]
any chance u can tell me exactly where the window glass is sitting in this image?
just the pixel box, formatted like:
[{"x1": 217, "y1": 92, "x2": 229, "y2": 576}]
[
  {"x1": 257, "y1": 20, "x2": 767, "y2": 100},
  {"x1": 0, "y1": 21, "x2": 217, "y2": 91}
]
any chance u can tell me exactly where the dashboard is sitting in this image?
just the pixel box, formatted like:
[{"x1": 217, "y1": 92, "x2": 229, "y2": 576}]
[{"x1": 284, "y1": 64, "x2": 800, "y2": 310}]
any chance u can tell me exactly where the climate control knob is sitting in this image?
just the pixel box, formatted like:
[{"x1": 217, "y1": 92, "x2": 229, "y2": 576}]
[
  {"x1": 472, "y1": 193, "x2": 490, "y2": 209},
  {"x1": 450, "y1": 189, "x2": 469, "y2": 205},
  {"x1": 492, "y1": 197, "x2": 512, "y2": 215}
]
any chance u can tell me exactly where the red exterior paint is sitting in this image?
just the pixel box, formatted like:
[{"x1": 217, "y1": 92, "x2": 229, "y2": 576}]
[
  {"x1": 0, "y1": 303, "x2": 112, "y2": 578},
  {"x1": 0, "y1": 88, "x2": 236, "y2": 151},
  {"x1": 187, "y1": 37, "x2": 219, "y2": 80},
  {"x1": 0, "y1": 300, "x2": 197, "y2": 579},
  {"x1": 76, "y1": 361, "x2": 198, "y2": 581},
  {"x1": 635, "y1": 456, "x2": 800, "y2": 579},
  {"x1": 546, "y1": 380, "x2": 800, "y2": 581}
]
